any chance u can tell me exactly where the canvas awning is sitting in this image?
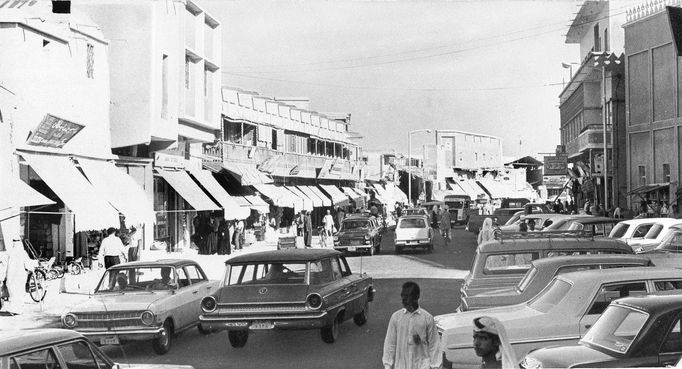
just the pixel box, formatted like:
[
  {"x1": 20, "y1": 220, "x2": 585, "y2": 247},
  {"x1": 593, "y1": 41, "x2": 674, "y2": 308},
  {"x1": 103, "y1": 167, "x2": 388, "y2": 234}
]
[
  {"x1": 20, "y1": 153, "x2": 120, "y2": 232},
  {"x1": 77, "y1": 158, "x2": 155, "y2": 226},
  {"x1": 297, "y1": 186, "x2": 324, "y2": 208},
  {"x1": 156, "y1": 169, "x2": 220, "y2": 211},
  {"x1": 254, "y1": 184, "x2": 297, "y2": 209},
  {"x1": 447, "y1": 178, "x2": 487, "y2": 200},
  {"x1": 320, "y1": 185, "x2": 350, "y2": 206},
  {"x1": 629, "y1": 183, "x2": 670, "y2": 195},
  {"x1": 222, "y1": 162, "x2": 273, "y2": 186},
  {"x1": 309, "y1": 185, "x2": 332, "y2": 207},
  {"x1": 0, "y1": 175, "x2": 55, "y2": 211},
  {"x1": 341, "y1": 186, "x2": 361, "y2": 201},
  {"x1": 189, "y1": 169, "x2": 250, "y2": 219},
  {"x1": 385, "y1": 183, "x2": 409, "y2": 204},
  {"x1": 285, "y1": 186, "x2": 313, "y2": 212},
  {"x1": 351, "y1": 187, "x2": 369, "y2": 199},
  {"x1": 243, "y1": 195, "x2": 270, "y2": 213}
]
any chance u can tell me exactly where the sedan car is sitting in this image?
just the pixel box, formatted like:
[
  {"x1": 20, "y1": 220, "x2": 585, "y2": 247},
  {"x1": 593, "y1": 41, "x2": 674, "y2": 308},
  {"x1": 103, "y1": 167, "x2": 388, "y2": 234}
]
[
  {"x1": 394, "y1": 215, "x2": 434, "y2": 254},
  {"x1": 61, "y1": 259, "x2": 218, "y2": 355},
  {"x1": 609, "y1": 218, "x2": 682, "y2": 252},
  {"x1": 199, "y1": 249, "x2": 374, "y2": 347},
  {"x1": 333, "y1": 215, "x2": 382, "y2": 255},
  {"x1": 438, "y1": 267, "x2": 682, "y2": 369},
  {"x1": 459, "y1": 254, "x2": 653, "y2": 311},
  {"x1": 0, "y1": 329, "x2": 192, "y2": 368},
  {"x1": 521, "y1": 293, "x2": 682, "y2": 368}
]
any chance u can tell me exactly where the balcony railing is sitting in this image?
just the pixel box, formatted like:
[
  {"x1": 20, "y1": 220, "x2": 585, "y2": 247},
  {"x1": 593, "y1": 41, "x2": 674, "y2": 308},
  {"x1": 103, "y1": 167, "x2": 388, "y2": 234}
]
[
  {"x1": 626, "y1": 0, "x2": 681, "y2": 24},
  {"x1": 565, "y1": 125, "x2": 612, "y2": 156}
]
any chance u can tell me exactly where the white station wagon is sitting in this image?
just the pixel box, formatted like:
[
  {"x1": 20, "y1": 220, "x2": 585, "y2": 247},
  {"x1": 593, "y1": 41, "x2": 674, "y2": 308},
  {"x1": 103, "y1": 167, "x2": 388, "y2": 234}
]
[{"x1": 394, "y1": 215, "x2": 434, "y2": 254}]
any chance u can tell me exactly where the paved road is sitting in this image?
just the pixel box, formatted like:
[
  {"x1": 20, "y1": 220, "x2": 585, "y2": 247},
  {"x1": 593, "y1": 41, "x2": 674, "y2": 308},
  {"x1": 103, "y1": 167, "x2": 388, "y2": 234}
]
[{"x1": 100, "y1": 227, "x2": 477, "y2": 369}]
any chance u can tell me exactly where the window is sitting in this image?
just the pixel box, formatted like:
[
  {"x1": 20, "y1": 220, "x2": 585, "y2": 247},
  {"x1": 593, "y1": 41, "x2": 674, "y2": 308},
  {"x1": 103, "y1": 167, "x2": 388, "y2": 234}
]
[
  {"x1": 483, "y1": 253, "x2": 538, "y2": 275},
  {"x1": 330, "y1": 258, "x2": 342, "y2": 280},
  {"x1": 176, "y1": 267, "x2": 189, "y2": 287},
  {"x1": 593, "y1": 24, "x2": 601, "y2": 52},
  {"x1": 57, "y1": 340, "x2": 99, "y2": 369},
  {"x1": 310, "y1": 259, "x2": 334, "y2": 284},
  {"x1": 162, "y1": 54, "x2": 168, "y2": 119},
  {"x1": 639, "y1": 165, "x2": 647, "y2": 187},
  {"x1": 226, "y1": 263, "x2": 306, "y2": 285},
  {"x1": 587, "y1": 282, "x2": 647, "y2": 315},
  {"x1": 654, "y1": 280, "x2": 682, "y2": 291},
  {"x1": 86, "y1": 43, "x2": 94, "y2": 79},
  {"x1": 661, "y1": 318, "x2": 682, "y2": 353},
  {"x1": 204, "y1": 67, "x2": 210, "y2": 96},
  {"x1": 604, "y1": 28, "x2": 609, "y2": 51},
  {"x1": 185, "y1": 55, "x2": 191, "y2": 89},
  {"x1": 664, "y1": 163, "x2": 671, "y2": 183},
  {"x1": 528, "y1": 278, "x2": 571, "y2": 313},
  {"x1": 632, "y1": 224, "x2": 654, "y2": 238},
  {"x1": 11, "y1": 347, "x2": 62, "y2": 368},
  {"x1": 184, "y1": 265, "x2": 206, "y2": 283}
]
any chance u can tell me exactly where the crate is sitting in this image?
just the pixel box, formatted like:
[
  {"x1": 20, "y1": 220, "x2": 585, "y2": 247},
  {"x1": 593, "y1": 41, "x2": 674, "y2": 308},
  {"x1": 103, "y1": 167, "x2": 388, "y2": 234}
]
[{"x1": 277, "y1": 236, "x2": 297, "y2": 250}]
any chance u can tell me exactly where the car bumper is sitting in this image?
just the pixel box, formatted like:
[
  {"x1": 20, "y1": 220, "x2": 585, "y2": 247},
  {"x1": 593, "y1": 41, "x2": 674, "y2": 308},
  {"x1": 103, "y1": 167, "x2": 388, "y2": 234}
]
[
  {"x1": 395, "y1": 240, "x2": 431, "y2": 247},
  {"x1": 334, "y1": 244, "x2": 371, "y2": 251},
  {"x1": 75, "y1": 327, "x2": 164, "y2": 342},
  {"x1": 199, "y1": 311, "x2": 329, "y2": 331}
]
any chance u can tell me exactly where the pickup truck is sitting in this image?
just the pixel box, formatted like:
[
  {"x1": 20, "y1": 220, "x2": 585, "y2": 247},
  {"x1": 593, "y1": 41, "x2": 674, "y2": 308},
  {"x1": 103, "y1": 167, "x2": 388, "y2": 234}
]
[{"x1": 465, "y1": 203, "x2": 550, "y2": 234}]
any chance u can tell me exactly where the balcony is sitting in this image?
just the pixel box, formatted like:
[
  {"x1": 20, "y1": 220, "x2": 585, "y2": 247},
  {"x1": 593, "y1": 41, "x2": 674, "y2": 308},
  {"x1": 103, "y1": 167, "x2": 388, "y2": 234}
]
[{"x1": 566, "y1": 124, "x2": 612, "y2": 158}]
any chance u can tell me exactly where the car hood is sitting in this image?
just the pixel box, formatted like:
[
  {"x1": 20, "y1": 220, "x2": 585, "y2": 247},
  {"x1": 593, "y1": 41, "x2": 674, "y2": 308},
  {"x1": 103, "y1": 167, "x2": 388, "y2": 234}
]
[
  {"x1": 68, "y1": 292, "x2": 171, "y2": 313},
  {"x1": 523, "y1": 343, "x2": 614, "y2": 368},
  {"x1": 218, "y1": 284, "x2": 309, "y2": 303},
  {"x1": 395, "y1": 228, "x2": 429, "y2": 239},
  {"x1": 336, "y1": 229, "x2": 369, "y2": 237}
]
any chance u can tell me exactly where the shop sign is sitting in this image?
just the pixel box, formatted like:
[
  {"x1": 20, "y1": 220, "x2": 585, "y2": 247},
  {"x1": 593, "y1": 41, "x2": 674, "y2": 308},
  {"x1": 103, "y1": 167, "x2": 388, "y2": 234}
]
[
  {"x1": 544, "y1": 155, "x2": 568, "y2": 176},
  {"x1": 154, "y1": 152, "x2": 185, "y2": 168},
  {"x1": 289, "y1": 165, "x2": 300, "y2": 176},
  {"x1": 26, "y1": 114, "x2": 84, "y2": 148},
  {"x1": 543, "y1": 175, "x2": 567, "y2": 189}
]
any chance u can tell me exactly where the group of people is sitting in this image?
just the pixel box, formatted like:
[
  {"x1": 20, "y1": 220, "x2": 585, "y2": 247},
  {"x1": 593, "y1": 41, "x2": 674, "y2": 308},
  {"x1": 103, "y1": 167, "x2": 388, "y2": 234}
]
[
  {"x1": 295, "y1": 210, "x2": 314, "y2": 247},
  {"x1": 192, "y1": 212, "x2": 244, "y2": 255},
  {"x1": 96, "y1": 226, "x2": 140, "y2": 269},
  {"x1": 382, "y1": 281, "x2": 515, "y2": 369},
  {"x1": 429, "y1": 205, "x2": 452, "y2": 244}
]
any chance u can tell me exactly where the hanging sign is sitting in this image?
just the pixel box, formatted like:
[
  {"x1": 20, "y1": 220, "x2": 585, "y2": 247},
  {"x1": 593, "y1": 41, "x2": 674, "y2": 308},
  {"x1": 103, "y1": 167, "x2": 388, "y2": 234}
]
[{"x1": 26, "y1": 114, "x2": 84, "y2": 148}]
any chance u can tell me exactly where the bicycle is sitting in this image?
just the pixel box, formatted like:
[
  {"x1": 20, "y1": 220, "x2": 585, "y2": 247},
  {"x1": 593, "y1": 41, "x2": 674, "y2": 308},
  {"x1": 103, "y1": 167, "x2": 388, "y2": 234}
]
[{"x1": 68, "y1": 257, "x2": 86, "y2": 275}]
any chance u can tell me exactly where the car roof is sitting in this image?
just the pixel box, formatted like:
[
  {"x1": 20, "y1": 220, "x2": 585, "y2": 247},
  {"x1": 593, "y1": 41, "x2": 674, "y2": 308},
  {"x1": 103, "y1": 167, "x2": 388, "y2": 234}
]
[
  {"x1": 227, "y1": 249, "x2": 342, "y2": 264},
  {"x1": 530, "y1": 254, "x2": 651, "y2": 269},
  {"x1": 109, "y1": 259, "x2": 197, "y2": 269},
  {"x1": 570, "y1": 217, "x2": 619, "y2": 225},
  {"x1": 399, "y1": 215, "x2": 428, "y2": 219},
  {"x1": 620, "y1": 218, "x2": 682, "y2": 226},
  {"x1": 343, "y1": 215, "x2": 372, "y2": 220},
  {"x1": 557, "y1": 266, "x2": 682, "y2": 284},
  {"x1": 478, "y1": 237, "x2": 632, "y2": 253},
  {"x1": 613, "y1": 291, "x2": 682, "y2": 314},
  {"x1": 0, "y1": 329, "x2": 84, "y2": 356}
]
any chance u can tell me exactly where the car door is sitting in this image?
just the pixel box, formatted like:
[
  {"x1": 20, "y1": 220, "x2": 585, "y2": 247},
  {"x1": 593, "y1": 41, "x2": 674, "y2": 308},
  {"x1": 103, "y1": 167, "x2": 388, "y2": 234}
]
[
  {"x1": 183, "y1": 264, "x2": 214, "y2": 323},
  {"x1": 659, "y1": 314, "x2": 682, "y2": 366},
  {"x1": 338, "y1": 255, "x2": 365, "y2": 315},
  {"x1": 312, "y1": 258, "x2": 348, "y2": 319},
  {"x1": 579, "y1": 282, "x2": 648, "y2": 336},
  {"x1": 173, "y1": 266, "x2": 195, "y2": 329}
]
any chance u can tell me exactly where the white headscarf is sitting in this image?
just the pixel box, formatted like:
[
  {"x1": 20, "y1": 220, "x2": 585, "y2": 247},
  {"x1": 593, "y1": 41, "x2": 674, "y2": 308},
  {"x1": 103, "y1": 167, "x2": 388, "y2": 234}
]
[
  {"x1": 473, "y1": 316, "x2": 517, "y2": 369},
  {"x1": 477, "y1": 218, "x2": 495, "y2": 245}
]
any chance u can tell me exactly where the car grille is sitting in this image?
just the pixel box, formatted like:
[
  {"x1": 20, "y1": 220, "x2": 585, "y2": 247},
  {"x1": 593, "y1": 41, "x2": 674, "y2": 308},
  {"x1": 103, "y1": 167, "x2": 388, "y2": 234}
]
[
  {"x1": 338, "y1": 238, "x2": 363, "y2": 245},
  {"x1": 75, "y1": 311, "x2": 144, "y2": 329},
  {"x1": 216, "y1": 303, "x2": 307, "y2": 314}
]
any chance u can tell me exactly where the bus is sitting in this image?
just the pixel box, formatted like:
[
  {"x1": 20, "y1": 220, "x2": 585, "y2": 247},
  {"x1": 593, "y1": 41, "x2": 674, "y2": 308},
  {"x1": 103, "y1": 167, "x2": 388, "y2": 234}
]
[{"x1": 444, "y1": 194, "x2": 471, "y2": 226}]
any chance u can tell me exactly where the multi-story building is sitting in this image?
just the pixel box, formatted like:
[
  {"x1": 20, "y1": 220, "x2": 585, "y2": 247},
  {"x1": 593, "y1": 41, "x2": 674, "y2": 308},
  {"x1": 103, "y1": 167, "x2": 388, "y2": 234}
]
[
  {"x1": 81, "y1": 0, "x2": 228, "y2": 250},
  {"x1": 0, "y1": 1, "x2": 152, "y2": 258},
  {"x1": 622, "y1": 1, "x2": 682, "y2": 208},
  {"x1": 436, "y1": 130, "x2": 502, "y2": 170},
  {"x1": 559, "y1": 1, "x2": 629, "y2": 209}
]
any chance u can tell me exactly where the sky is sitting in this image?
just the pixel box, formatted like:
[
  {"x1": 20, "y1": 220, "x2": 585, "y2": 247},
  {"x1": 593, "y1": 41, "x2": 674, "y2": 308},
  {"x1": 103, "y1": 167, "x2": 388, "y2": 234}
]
[{"x1": 202, "y1": 0, "x2": 582, "y2": 159}]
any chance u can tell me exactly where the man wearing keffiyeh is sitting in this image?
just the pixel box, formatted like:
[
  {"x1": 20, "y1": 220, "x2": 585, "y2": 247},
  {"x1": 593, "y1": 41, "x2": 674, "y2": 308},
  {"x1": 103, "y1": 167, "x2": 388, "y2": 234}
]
[{"x1": 472, "y1": 316, "x2": 517, "y2": 369}]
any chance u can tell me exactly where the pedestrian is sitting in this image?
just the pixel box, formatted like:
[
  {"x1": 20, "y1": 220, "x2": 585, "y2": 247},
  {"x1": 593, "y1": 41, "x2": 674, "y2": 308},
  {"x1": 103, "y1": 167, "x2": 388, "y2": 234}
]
[
  {"x1": 395, "y1": 202, "x2": 403, "y2": 218},
  {"x1": 671, "y1": 204, "x2": 680, "y2": 219},
  {"x1": 478, "y1": 218, "x2": 495, "y2": 245},
  {"x1": 126, "y1": 226, "x2": 140, "y2": 262},
  {"x1": 98, "y1": 227, "x2": 127, "y2": 286},
  {"x1": 296, "y1": 211, "x2": 305, "y2": 237},
  {"x1": 206, "y1": 214, "x2": 220, "y2": 254},
  {"x1": 218, "y1": 218, "x2": 230, "y2": 255},
  {"x1": 473, "y1": 316, "x2": 516, "y2": 369},
  {"x1": 233, "y1": 219, "x2": 244, "y2": 251},
  {"x1": 518, "y1": 221, "x2": 528, "y2": 234},
  {"x1": 337, "y1": 207, "x2": 346, "y2": 229},
  {"x1": 431, "y1": 205, "x2": 440, "y2": 229},
  {"x1": 304, "y1": 210, "x2": 313, "y2": 248},
  {"x1": 661, "y1": 202, "x2": 670, "y2": 217},
  {"x1": 382, "y1": 281, "x2": 441, "y2": 369},
  {"x1": 323, "y1": 209, "x2": 335, "y2": 238},
  {"x1": 439, "y1": 206, "x2": 452, "y2": 244}
]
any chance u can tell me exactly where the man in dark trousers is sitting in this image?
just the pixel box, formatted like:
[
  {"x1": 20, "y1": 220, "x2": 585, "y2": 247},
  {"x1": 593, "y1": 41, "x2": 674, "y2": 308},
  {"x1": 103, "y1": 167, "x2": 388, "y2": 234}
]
[{"x1": 303, "y1": 210, "x2": 313, "y2": 248}]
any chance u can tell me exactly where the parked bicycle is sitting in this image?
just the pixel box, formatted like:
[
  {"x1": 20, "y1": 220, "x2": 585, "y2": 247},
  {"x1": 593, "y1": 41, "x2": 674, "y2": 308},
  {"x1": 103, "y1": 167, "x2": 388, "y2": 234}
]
[{"x1": 68, "y1": 257, "x2": 85, "y2": 275}]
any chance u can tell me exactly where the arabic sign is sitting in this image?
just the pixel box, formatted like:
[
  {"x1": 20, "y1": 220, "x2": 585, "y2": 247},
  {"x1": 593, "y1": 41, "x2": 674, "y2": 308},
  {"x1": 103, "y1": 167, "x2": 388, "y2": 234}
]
[
  {"x1": 543, "y1": 175, "x2": 568, "y2": 189},
  {"x1": 544, "y1": 155, "x2": 568, "y2": 176},
  {"x1": 26, "y1": 114, "x2": 84, "y2": 148}
]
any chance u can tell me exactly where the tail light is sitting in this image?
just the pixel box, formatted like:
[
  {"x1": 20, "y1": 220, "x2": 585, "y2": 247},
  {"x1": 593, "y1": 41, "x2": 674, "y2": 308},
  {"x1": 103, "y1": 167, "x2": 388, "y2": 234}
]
[
  {"x1": 306, "y1": 293, "x2": 322, "y2": 309},
  {"x1": 201, "y1": 296, "x2": 217, "y2": 313}
]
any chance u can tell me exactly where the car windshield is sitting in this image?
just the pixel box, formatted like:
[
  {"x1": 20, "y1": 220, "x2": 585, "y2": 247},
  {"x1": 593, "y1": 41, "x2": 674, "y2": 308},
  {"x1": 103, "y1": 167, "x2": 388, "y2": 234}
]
[
  {"x1": 580, "y1": 305, "x2": 649, "y2": 355},
  {"x1": 97, "y1": 267, "x2": 175, "y2": 292},
  {"x1": 516, "y1": 266, "x2": 538, "y2": 293},
  {"x1": 504, "y1": 213, "x2": 521, "y2": 226},
  {"x1": 609, "y1": 223, "x2": 630, "y2": 238},
  {"x1": 225, "y1": 262, "x2": 308, "y2": 285},
  {"x1": 644, "y1": 224, "x2": 663, "y2": 239},
  {"x1": 654, "y1": 231, "x2": 682, "y2": 252},
  {"x1": 527, "y1": 278, "x2": 571, "y2": 313},
  {"x1": 399, "y1": 218, "x2": 427, "y2": 228},
  {"x1": 342, "y1": 220, "x2": 370, "y2": 230}
]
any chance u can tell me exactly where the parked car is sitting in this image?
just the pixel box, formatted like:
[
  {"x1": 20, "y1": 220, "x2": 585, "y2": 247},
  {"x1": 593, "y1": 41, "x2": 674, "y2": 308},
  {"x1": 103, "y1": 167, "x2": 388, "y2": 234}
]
[
  {"x1": 497, "y1": 213, "x2": 560, "y2": 232},
  {"x1": 61, "y1": 259, "x2": 218, "y2": 355},
  {"x1": 460, "y1": 234, "x2": 633, "y2": 298},
  {"x1": 394, "y1": 215, "x2": 434, "y2": 254},
  {"x1": 199, "y1": 249, "x2": 374, "y2": 347},
  {"x1": 636, "y1": 225, "x2": 682, "y2": 268},
  {"x1": 459, "y1": 254, "x2": 653, "y2": 312},
  {"x1": 439, "y1": 267, "x2": 682, "y2": 369},
  {"x1": 544, "y1": 216, "x2": 619, "y2": 236},
  {"x1": 520, "y1": 293, "x2": 682, "y2": 368},
  {"x1": 0, "y1": 328, "x2": 193, "y2": 369},
  {"x1": 611, "y1": 218, "x2": 682, "y2": 252},
  {"x1": 539, "y1": 214, "x2": 595, "y2": 232},
  {"x1": 466, "y1": 203, "x2": 550, "y2": 234},
  {"x1": 333, "y1": 215, "x2": 383, "y2": 255}
]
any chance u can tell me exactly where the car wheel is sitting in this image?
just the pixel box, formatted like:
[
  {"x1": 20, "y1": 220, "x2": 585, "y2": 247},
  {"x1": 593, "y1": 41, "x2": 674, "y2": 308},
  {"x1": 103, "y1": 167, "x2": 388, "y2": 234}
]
[
  {"x1": 228, "y1": 330, "x2": 249, "y2": 348},
  {"x1": 152, "y1": 320, "x2": 173, "y2": 355},
  {"x1": 321, "y1": 314, "x2": 340, "y2": 344},
  {"x1": 353, "y1": 300, "x2": 369, "y2": 326}
]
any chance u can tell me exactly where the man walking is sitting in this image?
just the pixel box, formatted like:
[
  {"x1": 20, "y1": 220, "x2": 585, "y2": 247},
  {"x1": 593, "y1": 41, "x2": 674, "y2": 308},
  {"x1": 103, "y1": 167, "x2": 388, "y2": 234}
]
[
  {"x1": 98, "y1": 227, "x2": 127, "y2": 269},
  {"x1": 383, "y1": 281, "x2": 440, "y2": 369},
  {"x1": 303, "y1": 210, "x2": 313, "y2": 248},
  {"x1": 439, "y1": 206, "x2": 452, "y2": 244}
]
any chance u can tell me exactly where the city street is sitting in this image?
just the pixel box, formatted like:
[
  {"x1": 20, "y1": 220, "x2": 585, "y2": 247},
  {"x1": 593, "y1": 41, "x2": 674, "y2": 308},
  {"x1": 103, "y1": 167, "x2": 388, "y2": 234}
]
[{"x1": 96, "y1": 227, "x2": 476, "y2": 369}]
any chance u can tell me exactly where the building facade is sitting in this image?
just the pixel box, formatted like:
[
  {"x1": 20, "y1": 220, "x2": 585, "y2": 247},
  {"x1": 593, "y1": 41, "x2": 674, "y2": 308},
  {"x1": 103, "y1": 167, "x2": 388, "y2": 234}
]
[{"x1": 436, "y1": 130, "x2": 502, "y2": 170}]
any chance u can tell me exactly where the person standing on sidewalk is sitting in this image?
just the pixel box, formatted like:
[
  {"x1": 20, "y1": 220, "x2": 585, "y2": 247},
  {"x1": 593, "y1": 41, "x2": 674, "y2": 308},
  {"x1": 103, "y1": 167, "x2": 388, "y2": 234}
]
[
  {"x1": 98, "y1": 228, "x2": 127, "y2": 269},
  {"x1": 233, "y1": 219, "x2": 244, "y2": 251},
  {"x1": 304, "y1": 210, "x2": 313, "y2": 248},
  {"x1": 439, "y1": 206, "x2": 452, "y2": 245}
]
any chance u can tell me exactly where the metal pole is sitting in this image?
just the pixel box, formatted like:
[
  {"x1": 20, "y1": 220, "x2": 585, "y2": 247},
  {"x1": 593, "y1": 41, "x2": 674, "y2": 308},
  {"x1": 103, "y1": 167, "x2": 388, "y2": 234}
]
[
  {"x1": 408, "y1": 133, "x2": 412, "y2": 207},
  {"x1": 602, "y1": 64, "x2": 608, "y2": 209}
]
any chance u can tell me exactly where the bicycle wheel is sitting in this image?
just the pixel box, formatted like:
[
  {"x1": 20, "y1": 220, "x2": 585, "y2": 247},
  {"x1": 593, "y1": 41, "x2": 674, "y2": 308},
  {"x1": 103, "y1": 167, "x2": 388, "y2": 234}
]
[{"x1": 28, "y1": 270, "x2": 47, "y2": 302}]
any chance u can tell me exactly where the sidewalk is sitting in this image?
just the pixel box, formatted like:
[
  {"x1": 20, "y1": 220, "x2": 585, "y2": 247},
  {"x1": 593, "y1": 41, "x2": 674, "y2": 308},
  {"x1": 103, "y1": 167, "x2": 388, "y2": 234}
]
[{"x1": 0, "y1": 235, "x2": 330, "y2": 330}]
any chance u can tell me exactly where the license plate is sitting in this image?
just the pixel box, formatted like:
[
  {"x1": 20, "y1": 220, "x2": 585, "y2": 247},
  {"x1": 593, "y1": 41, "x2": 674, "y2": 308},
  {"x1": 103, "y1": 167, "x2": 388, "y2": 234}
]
[
  {"x1": 225, "y1": 322, "x2": 249, "y2": 328},
  {"x1": 100, "y1": 336, "x2": 119, "y2": 345},
  {"x1": 250, "y1": 321, "x2": 274, "y2": 330},
  {"x1": 347, "y1": 246, "x2": 356, "y2": 252}
]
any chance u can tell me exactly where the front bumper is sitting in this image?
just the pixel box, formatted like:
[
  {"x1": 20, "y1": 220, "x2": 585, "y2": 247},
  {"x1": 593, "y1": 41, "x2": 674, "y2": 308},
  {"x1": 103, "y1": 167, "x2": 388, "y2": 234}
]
[
  {"x1": 199, "y1": 311, "x2": 329, "y2": 331},
  {"x1": 394, "y1": 239, "x2": 431, "y2": 247},
  {"x1": 75, "y1": 327, "x2": 164, "y2": 342}
]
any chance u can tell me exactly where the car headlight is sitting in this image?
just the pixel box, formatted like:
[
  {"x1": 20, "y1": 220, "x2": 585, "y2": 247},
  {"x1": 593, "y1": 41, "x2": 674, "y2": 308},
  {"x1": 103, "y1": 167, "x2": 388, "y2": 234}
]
[
  {"x1": 333, "y1": 235, "x2": 338, "y2": 241},
  {"x1": 62, "y1": 313, "x2": 78, "y2": 328},
  {"x1": 364, "y1": 234, "x2": 370, "y2": 240},
  {"x1": 520, "y1": 357, "x2": 543, "y2": 369},
  {"x1": 306, "y1": 293, "x2": 323, "y2": 309},
  {"x1": 140, "y1": 310, "x2": 155, "y2": 326},
  {"x1": 201, "y1": 296, "x2": 217, "y2": 313}
]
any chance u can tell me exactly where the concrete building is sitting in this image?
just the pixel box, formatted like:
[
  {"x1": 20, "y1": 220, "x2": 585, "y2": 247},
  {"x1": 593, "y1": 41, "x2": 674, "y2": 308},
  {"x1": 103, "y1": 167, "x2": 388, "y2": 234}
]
[
  {"x1": 435, "y1": 130, "x2": 502, "y2": 170},
  {"x1": 623, "y1": 1, "x2": 682, "y2": 209},
  {"x1": 559, "y1": 0, "x2": 631, "y2": 209}
]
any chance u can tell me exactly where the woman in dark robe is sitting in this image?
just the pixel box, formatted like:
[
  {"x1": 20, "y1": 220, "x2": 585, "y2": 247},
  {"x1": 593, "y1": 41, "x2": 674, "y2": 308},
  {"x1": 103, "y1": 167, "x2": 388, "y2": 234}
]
[
  {"x1": 205, "y1": 215, "x2": 220, "y2": 254},
  {"x1": 303, "y1": 210, "x2": 313, "y2": 248},
  {"x1": 218, "y1": 218, "x2": 231, "y2": 255}
]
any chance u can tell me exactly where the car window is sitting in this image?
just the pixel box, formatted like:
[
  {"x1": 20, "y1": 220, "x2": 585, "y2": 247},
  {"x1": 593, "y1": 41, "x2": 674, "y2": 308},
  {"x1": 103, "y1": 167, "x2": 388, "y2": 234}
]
[
  {"x1": 57, "y1": 340, "x2": 99, "y2": 369},
  {"x1": 610, "y1": 223, "x2": 630, "y2": 238},
  {"x1": 184, "y1": 265, "x2": 206, "y2": 284},
  {"x1": 657, "y1": 232, "x2": 682, "y2": 252},
  {"x1": 97, "y1": 267, "x2": 175, "y2": 292},
  {"x1": 516, "y1": 266, "x2": 538, "y2": 292},
  {"x1": 398, "y1": 218, "x2": 426, "y2": 228},
  {"x1": 547, "y1": 250, "x2": 589, "y2": 257},
  {"x1": 342, "y1": 220, "x2": 370, "y2": 230},
  {"x1": 661, "y1": 318, "x2": 682, "y2": 354},
  {"x1": 11, "y1": 347, "x2": 62, "y2": 369},
  {"x1": 483, "y1": 253, "x2": 538, "y2": 275},
  {"x1": 310, "y1": 259, "x2": 335, "y2": 285},
  {"x1": 176, "y1": 267, "x2": 190, "y2": 288},
  {"x1": 581, "y1": 305, "x2": 649, "y2": 355},
  {"x1": 633, "y1": 224, "x2": 654, "y2": 238},
  {"x1": 330, "y1": 258, "x2": 342, "y2": 280},
  {"x1": 587, "y1": 283, "x2": 647, "y2": 315},
  {"x1": 527, "y1": 278, "x2": 572, "y2": 313},
  {"x1": 654, "y1": 280, "x2": 682, "y2": 291},
  {"x1": 644, "y1": 224, "x2": 664, "y2": 239},
  {"x1": 338, "y1": 257, "x2": 352, "y2": 277}
]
